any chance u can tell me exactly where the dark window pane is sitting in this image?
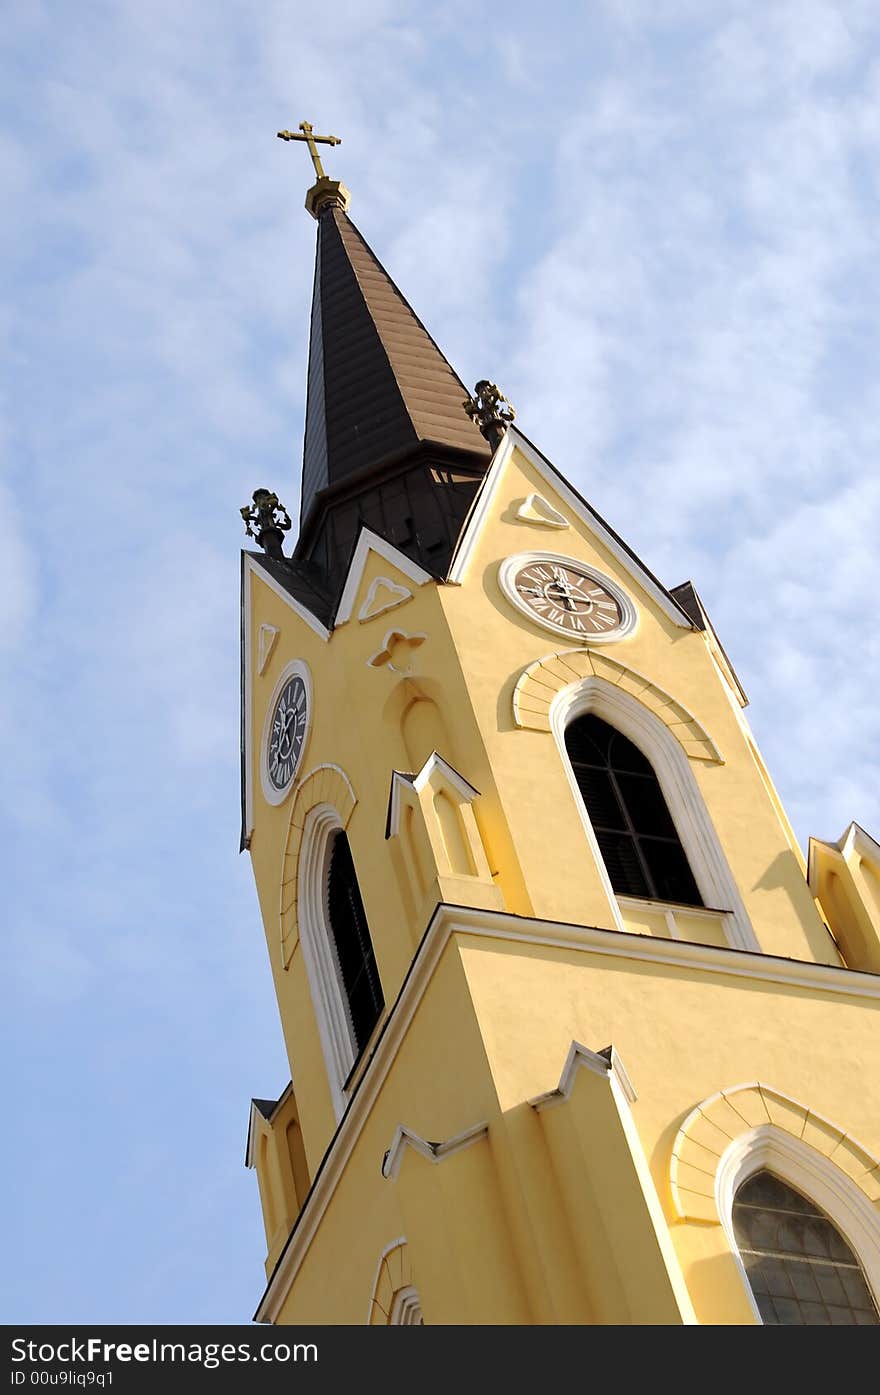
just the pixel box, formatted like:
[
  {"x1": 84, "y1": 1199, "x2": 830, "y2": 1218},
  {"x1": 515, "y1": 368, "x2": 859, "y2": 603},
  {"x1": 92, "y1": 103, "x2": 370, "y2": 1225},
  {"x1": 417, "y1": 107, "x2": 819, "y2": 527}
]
[
  {"x1": 772, "y1": 1295, "x2": 806, "y2": 1325},
  {"x1": 565, "y1": 713, "x2": 702, "y2": 906},
  {"x1": 572, "y1": 767, "x2": 626, "y2": 831},
  {"x1": 605, "y1": 729, "x2": 653, "y2": 774},
  {"x1": 733, "y1": 1171, "x2": 879, "y2": 1326},
  {"x1": 829, "y1": 1306, "x2": 857, "y2": 1325},
  {"x1": 788, "y1": 1263, "x2": 821, "y2": 1302},
  {"x1": 564, "y1": 715, "x2": 610, "y2": 765},
  {"x1": 594, "y1": 830, "x2": 650, "y2": 898},
  {"x1": 615, "y1": 772, "x2": 678, "y2": 837},
  {"x1": 640, "y1": 838, "x2": 702, "y2": 905},
  {"x1": 801, "y1": 1300, "x2": 828, "y2": 1324},
  {"x1": 842, "y1": 1267, "x2": 879, "y2": 1309},
  {"x1": 738, "y1": 1173, "x2": 817, "y2": 1213},
  {"x1": 814, "y1": 1266, "x2": 848, "y2": 1307},
  {"x1": 326, "y1": 832, "x2": 384, "y2": 1053},
  {"x1": 756, "y1": 1294, "x2": 779, "y2": 1324}
]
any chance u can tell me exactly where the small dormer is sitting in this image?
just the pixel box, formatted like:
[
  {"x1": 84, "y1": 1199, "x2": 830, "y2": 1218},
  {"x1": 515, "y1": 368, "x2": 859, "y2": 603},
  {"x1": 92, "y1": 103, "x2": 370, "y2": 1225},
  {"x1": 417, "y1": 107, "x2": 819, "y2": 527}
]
[
  {"x1": 386, "y1": 751, "x2": 504, "y2": 933},
  {"x1": 245, "y1": 1085, "x2": 312, "y2": 1275},
  {"x1": 808, "y1": 823, "x2": 880, "y2": 974}
]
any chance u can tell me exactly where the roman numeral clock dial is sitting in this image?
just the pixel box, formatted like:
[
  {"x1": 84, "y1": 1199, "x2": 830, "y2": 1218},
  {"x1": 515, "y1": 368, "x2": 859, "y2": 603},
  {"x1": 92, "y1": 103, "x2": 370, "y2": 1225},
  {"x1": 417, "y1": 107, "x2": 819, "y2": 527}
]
[
  {"x1": 260, "y1": 660, "x2": 312, "y2": 805},
  {"x1": 499, "y1": 554, "x2": 637, "y2": 643}
]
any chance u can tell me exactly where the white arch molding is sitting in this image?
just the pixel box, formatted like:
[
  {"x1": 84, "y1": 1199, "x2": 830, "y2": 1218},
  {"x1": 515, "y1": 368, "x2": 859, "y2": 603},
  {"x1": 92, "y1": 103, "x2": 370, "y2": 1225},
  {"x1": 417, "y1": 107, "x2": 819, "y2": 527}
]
[
  {"x1": 297, "y1": 803, "x2": 359, "y2": 1121},
  {"x1": 367, "y1": 1238, "x2": 423, "y2": 1325},
  {"x1": 717, "y1": 1125, "x2": 880, "y2": 1323},
  {"x1": 280, "y1": 764, "x2": 357, "y2": 968},
  {"x1": 549, "y1": 676, "x2": 757, "y2": 950},
  {"x1": 514, "y1": 647, "x2": 724, "y2": 763}
]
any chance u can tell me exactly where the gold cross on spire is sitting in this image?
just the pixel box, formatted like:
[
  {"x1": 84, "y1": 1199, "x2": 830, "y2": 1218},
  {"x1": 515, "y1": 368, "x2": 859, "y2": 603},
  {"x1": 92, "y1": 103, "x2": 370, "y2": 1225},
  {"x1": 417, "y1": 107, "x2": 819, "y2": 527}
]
[{"x1": 277, "y1": 120, "x2": 341, "y2": 180}]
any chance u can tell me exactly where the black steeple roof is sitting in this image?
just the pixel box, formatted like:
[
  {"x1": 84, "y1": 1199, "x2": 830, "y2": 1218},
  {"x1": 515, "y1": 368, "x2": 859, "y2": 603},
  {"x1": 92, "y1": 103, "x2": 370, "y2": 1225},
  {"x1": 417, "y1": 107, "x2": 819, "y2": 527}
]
[
  {"x1": 300, "y1": 205, "x2": 490, "y2": 521},
  {"x1": 287, "y1": 199, "x2": 491, "y2": 600}
]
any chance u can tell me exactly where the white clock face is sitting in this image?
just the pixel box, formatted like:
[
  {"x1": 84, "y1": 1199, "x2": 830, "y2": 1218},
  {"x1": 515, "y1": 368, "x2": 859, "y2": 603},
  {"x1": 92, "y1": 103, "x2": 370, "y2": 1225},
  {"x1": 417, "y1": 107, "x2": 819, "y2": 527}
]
[
  {"x1": 261, "y1": 660, "x2": 311, "y2": 805},
  {"x1": 499, "y1": 553, "x2": 636, "y2": 642}
]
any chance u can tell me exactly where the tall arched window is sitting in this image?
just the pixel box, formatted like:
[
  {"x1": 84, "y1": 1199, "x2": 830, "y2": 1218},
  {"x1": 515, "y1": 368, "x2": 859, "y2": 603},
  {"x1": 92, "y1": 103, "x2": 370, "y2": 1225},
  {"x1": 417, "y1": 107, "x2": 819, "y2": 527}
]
[
  {"x1": 565, "y1": 713, "x2": 701, "y2": 905},
  {"x1": 733, "y1": 1170, "x2": 879, "y2": 1325},
  {"x1": 325, "y1": 830, "x2": 384, "y2": 1062}
]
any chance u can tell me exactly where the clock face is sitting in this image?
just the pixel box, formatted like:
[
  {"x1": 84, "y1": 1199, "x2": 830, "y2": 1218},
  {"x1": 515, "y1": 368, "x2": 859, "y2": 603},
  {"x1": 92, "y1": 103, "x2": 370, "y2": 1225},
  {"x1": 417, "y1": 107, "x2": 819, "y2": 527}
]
[
  {"x1": 267, "y1": 673, "x2": 308, "y2": 793},
  {"x1": 500, "y1": 554, "x2": 635, "y2": 642}
]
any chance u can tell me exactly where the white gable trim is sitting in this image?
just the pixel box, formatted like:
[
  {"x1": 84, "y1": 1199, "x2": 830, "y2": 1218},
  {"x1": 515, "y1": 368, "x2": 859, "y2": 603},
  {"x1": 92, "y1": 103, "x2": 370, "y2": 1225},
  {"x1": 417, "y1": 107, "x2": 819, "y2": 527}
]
[
  {"x1": 447, "y1": 426, "x2": 692, "y2": 630},
  {"x1": 386, "y1": 753, "x2": 480, "y2": 841},
  {"x1": 334, "y1": 529, "x2": 433, "y2": 627},
  {"x1": 446, "y1": 428, "x2": 516, "y2": 583},
  {"x1": 411, "y1": 751, "x2": 480, "y2": 800},
  {"x1": 243, "y1": 553, "x2": 331, "y2": 642}
]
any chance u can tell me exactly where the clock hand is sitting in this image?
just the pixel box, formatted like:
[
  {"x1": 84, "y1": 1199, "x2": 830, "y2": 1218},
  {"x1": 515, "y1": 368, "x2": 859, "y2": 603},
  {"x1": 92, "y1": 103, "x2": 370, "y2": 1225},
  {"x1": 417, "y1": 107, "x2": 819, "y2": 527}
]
[{"x1": 549, "y1": 565, "x2": 576, "y2": 611}]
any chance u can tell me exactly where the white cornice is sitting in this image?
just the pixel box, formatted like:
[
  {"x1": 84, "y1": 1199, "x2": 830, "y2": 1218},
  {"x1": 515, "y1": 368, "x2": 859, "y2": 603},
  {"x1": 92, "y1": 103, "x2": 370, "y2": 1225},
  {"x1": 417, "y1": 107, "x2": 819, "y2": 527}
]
[
  {"x1": 334, "y1": 528, "x2": 433, "y2": 627},
  {"x1": 381, "y1": 1121, "x2": 489, "y2": 1180},
  {"x1": 529, "y1": 1041, "x2": 637, "y2": 1111},
  {"x1": 446, "y1": 426, "x2": 693, "y2": 630},
  {"x1": 254, "y1": 901, "x2": 880, "y2": 1322}
]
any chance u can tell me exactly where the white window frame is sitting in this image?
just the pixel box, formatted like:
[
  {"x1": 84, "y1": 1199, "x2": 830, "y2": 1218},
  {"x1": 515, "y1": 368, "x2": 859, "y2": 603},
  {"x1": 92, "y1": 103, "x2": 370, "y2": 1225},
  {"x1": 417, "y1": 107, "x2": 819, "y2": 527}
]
[
  {"x1": 550, "y1": 676, "x2": 757, "y2": 950},
  {"x1": 716, "y1": 1124, "x2": 880, "y2": 1323},
  {"x1": 297, "y1": 804, "x2": 358, "y2": 1120}
]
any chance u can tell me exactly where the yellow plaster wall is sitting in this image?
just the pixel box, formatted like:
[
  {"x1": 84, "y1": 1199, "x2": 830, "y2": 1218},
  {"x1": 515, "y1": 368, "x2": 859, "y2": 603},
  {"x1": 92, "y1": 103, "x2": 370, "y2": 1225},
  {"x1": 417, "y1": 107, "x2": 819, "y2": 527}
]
[
  {"x1": 437, "y1": 443, "x2": 837, "y2": 964},
  {"x1": 457, "y1": 932, "x2": 880, "y2": 1324},
  {"x1": 245, "y1": 547, "x2": 538, "y2": 1171},
  {"x1": 272, "y1": 938, "x2": 526, "y2": 1324}
]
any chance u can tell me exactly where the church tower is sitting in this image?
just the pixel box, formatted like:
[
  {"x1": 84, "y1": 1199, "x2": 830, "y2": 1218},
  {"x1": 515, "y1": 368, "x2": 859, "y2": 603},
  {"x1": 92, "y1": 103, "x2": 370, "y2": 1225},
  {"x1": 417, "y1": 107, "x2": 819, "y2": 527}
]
[{"x1": 241, "y1": 132, "x2": 880, "y2": 1326}]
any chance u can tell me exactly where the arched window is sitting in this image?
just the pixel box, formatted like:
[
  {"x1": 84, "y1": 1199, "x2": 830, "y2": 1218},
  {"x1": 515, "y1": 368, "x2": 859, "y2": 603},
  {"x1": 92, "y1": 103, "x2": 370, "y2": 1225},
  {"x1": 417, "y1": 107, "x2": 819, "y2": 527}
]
[
  {"x1": 733, "y1": 1170, "x2": 879, "y2": 1325},
  {"x1": 298, "y1": 807, "x2": 385, "y2": 1117},
  {"x1": 325, "y1": 830, "x2": 384, "y2": 1061},
  {"x1": 565, "y1": 713, "x2": 701, "y2": 905}
]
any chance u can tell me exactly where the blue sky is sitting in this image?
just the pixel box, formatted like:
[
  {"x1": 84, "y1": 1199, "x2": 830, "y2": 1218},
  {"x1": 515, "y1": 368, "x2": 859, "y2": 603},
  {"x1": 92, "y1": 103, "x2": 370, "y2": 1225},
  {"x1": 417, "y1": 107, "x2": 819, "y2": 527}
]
[{"x1": 4, "y1": 0, "x2": 879, "y2": 1323}]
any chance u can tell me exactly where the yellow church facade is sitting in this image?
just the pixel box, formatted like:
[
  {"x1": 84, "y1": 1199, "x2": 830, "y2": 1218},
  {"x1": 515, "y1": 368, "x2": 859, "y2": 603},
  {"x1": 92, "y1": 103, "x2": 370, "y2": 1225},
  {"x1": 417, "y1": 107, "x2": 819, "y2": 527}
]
[{"x1": 239, "y1": 158, "x2": 880, "y2": 1326}]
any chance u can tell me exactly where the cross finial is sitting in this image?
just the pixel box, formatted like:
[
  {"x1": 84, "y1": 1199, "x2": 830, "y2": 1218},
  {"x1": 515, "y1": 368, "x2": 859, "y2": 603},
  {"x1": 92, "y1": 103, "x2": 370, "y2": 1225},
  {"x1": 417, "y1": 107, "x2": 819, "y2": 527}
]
[{"x1": 277, "y1": 120, "x2": 341, "y2": 180}]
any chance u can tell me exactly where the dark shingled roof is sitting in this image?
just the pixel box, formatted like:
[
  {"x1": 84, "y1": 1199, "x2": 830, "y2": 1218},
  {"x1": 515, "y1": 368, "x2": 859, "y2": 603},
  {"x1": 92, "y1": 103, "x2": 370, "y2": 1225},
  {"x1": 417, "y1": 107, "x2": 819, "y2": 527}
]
[
  {"x1": 251, "y1": 1098, "x2": 278, "y2": 1121},
  {"x1": 668, "y1": 581, "x2": 705, "y2": 630},
  {"x1": 669, "y1": 579, "x2": 748, "y2": 704},
  {"x1": 300, "y1": 205, "x2": 489, "y2": 523},
  {"x1": 247, "y1": 551, "x2": 335, "y2": 628}
]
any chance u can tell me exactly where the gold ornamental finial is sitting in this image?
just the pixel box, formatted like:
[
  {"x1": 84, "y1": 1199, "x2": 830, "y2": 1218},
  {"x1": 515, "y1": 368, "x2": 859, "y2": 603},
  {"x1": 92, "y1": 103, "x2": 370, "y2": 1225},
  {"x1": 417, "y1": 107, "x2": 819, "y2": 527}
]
[
  {"x1": 277, "y1": 120, "x2": 341, "y2": 179},
  {"x1": 240, "y1": 488, "x2": 292, "y2": 561},
  {"x1": 277, "y1": 119, "x2": 350, "y2": 219},
  {"x1": 464, "y1": 380, "x2": 516, "y2": 451}
]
